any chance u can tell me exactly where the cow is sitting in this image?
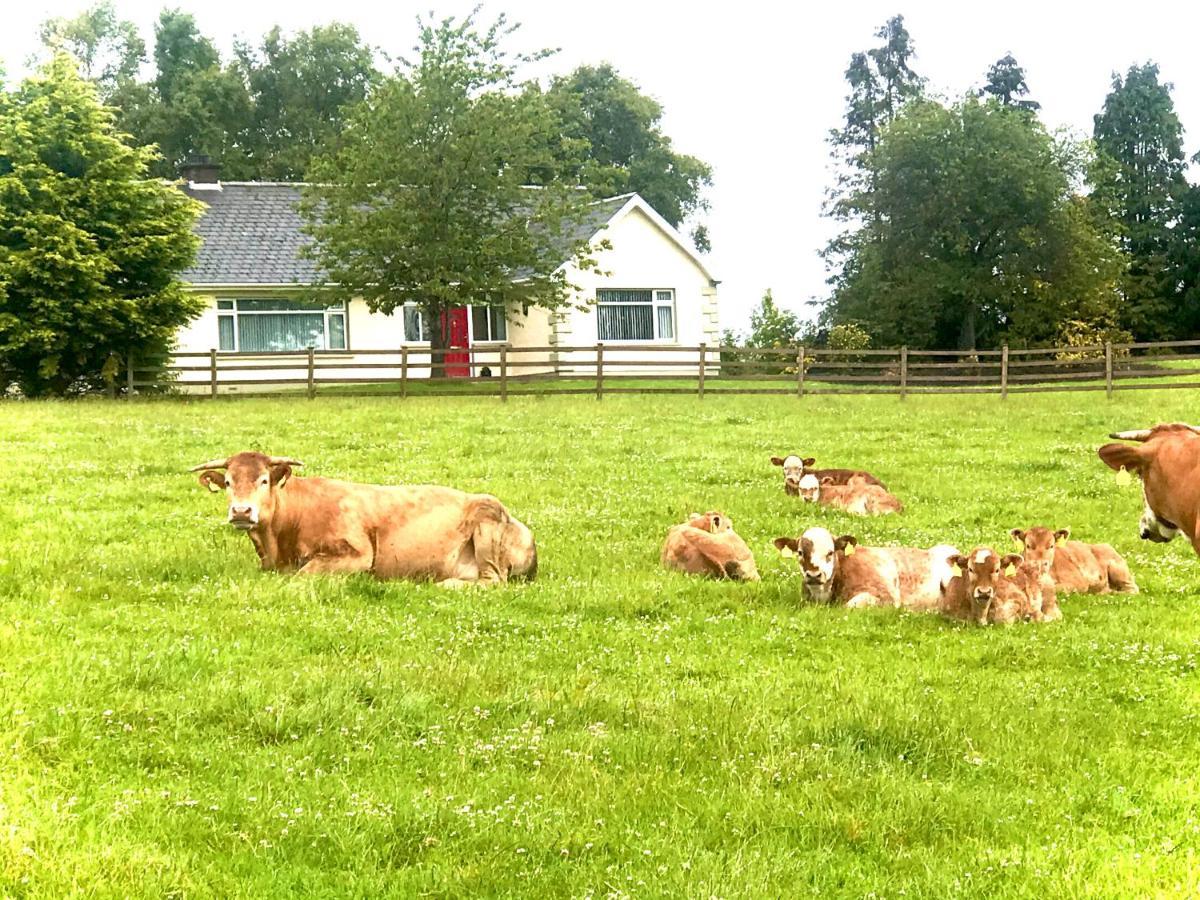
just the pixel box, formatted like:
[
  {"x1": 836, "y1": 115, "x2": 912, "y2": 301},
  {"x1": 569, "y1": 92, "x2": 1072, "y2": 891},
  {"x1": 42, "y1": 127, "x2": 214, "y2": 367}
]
[
  {"x1": 770, "y1": 454, "x2": 884, "y2": 496},
  {"x1": 796, "y1": 473, "x2": 903, "y2": 516},
  {"x1": 772, "y1": 526, "x2": 957, "y2": 610},
  {"x1": 661, "y1": 512, "x2": 760, "y2": 581},
  {"x1": 939, "y1": 547, "x2": 1059, "y2": 625},
  {"x1": 1098, "y1": 423, "x2": 1200, "y2": 556},
  {"x1": 191, "y1": 452, "x2": 537, "y2": 586},
  {"x1": 1009, "y1": 526, "x2": 1137, "y2": 595}
]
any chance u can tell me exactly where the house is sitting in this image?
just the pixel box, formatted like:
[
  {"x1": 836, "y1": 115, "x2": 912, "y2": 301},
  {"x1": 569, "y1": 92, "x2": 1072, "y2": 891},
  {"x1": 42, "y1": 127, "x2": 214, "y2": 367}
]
[{"x1": 172, "y1": 161, "x2": 720, "y2": 387}]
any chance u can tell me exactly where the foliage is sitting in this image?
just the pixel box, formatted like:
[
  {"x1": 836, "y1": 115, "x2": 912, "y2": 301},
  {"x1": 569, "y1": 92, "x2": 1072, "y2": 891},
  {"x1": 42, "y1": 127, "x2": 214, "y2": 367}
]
[
  {"x1": 823, "y1": 97, "x2": 1122, "y2": 351},
  {"x1": 980, "y1": 53, "x2": 1040, "y2": 111},
  {"x1": 1054, "y1": 318, "x2": 1133, "y2": 361},
  {"x1": 545, "y1": 63, "x2": 712, "y2": 246},
  {"x1": 745, "y1": 289, "x2": 800, "y2": 349},
  {"x1": 1092, "y1": 63, "x2": 1189, "y2": 340},
  {"x1": 37, "y1": 0, "x2": 145, "y2": 103},
  {"x1": 302, "y1": 12, "x2": 601, "y2": 370},
  {"x1": 0, "y1": 55, "x2": 201, "y2": 396},
  {"x1": 826, "y1": 322, "x2": 872, "y2": 351}
]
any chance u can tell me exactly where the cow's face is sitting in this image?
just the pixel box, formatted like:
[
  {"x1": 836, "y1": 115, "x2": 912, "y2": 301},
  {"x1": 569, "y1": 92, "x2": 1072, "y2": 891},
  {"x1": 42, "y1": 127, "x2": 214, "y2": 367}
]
[
  {"x1": 771, "y1": 454, "x2": 815, "y2": 495},
  {"x1": 775, "y1": 527, "x2": 855, "y2": 602},
  {"x1": 192, "y1": 452, "x2": 303, "y2": 530},
  {"x1": 1010, "y1": 527, "x2": 1066, "y2": 575},
  {"x1": 1139, "y1": 490, "x2": 1179, "y2": 542},
  {"x1": 950, "y1": 548, "x2": 1022, "y2": 624},
  {"x1": 688, "y1": 511, "x2": 732, "y2": 533},
  {"x1": 798, "y1": 474, "x2": 821, "y2": 503},
  {"x1": 1098, "y1": 433, "x2": 1183, "y2": 543}
]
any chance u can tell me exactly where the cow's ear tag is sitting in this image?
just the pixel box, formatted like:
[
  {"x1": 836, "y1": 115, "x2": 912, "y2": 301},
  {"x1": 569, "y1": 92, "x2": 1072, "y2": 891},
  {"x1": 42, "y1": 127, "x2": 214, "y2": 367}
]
[
  {"x1": 779, "y1": 546, "x2": 795, "y2": 558},
  {"x1": 1004, "y1": 563, "x2": 1017, "y2": 577},
  {"x1": 1115, "y1": 466, "x2": 1132, "y2": 487},
  {"x1": 1011, "y1": 534, "x2": 1024, "y2": 547},
  {"x1": 1055, "y1": 535, "x2": 1066, "y2": 548},
  {"x1": 843, "y1": 544, "x2": 856, "y2": 556},
  {"x1": 950, "y1": 563, "x2": 963, "y2": 578}
]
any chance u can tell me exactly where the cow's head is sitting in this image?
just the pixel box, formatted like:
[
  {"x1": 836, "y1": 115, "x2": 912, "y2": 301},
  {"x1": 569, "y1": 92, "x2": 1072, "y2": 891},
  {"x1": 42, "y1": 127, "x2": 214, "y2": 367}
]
[
  {"x1": 190, "y1": 452, "x2": 303, "y2": 530},
  {"x1": 948, "y1": 547, "x2": 1022, "y2": 624},
  {"x1": 771, "y1": 455, "x2": 816, "y2": 495},
  {"x1": 1009, "y1": 526, "x2": 1069, "y2": 575},
  {"x1": 797, "y1": 474, "x2": 821, "y2": 503},
  {"x1": 774, "y1": 526, "x2": 856, "y2": 603},
  {"x1": 1098, "y1": 425, "x2": 1199, "y2": 542},
  {"x1": 687, "y1": 511, "x2": 733, "y2": 533}
]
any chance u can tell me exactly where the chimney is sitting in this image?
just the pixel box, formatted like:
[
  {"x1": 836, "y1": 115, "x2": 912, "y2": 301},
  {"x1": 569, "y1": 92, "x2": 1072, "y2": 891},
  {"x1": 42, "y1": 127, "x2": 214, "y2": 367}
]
[{"x1": 180, "y1": 155, "x2": 221, "y2": 190}]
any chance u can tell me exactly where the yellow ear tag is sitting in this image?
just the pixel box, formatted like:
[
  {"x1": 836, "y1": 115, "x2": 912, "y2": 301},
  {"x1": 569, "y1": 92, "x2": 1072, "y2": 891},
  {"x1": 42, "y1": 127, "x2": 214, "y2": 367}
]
[
  {"x1": 1055, "y1": 535, "x2": 1065, "y2": 548},
  {"x1": 779, "y1": 546, "x2": 795, "y2": 558},
  {"x1": 950, "y1": 563, "x2": 963, "y2": 578},
  {"x1": 1011, "y1": 534, "x2": 1024, "y2": 547},
  {"x1": 1115, "y1": 466, "x2": 1132, "y2": 487},
  {"x1": 843, "y1": 544, "x2": 856, "y2": 556},
  {"x1": 1004, "y1": 563, "x2": 1017, "y2": 577}
]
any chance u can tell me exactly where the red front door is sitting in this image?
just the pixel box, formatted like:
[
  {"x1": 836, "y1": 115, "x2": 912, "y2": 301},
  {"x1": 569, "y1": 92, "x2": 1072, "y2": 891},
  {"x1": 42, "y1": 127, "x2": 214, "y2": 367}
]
[{"x1": 440, "y1": 307, "x2": 470, "y2": 377}]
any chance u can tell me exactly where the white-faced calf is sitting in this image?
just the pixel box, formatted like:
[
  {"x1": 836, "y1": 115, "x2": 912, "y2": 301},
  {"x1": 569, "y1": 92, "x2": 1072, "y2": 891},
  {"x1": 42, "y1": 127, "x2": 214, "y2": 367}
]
[
  {"x1": 770, "y1": 455, "x2": 884, "y2": 496},
  {"x1": 797, "y1": 474, "x2": 903, "y2": 516}
]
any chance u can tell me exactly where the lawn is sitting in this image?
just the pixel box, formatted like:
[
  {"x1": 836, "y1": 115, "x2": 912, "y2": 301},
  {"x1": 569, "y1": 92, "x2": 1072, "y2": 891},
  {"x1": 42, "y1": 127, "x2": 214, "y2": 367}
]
[{"x1": 1, "y1": 390, "x2": 1198, "y2": 898}]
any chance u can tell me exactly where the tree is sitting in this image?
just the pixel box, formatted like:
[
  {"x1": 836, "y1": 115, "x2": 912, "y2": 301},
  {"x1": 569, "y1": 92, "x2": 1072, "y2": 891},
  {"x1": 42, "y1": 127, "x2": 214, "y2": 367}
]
[
  {"x1": 823, "y1": 97, "x2": 1122, "y2": 351},
  {"x1": 302, "y1": 12, "x2": 602, "y2": 376},
  {"x1": 981, "y1": 53, "x2": 1040, "y2": 111},
  {"x1": 0, "y1": 56, "x2": 202, "y2": 396},
  {"x1": 38, "y1": 1, "x2": 145, "y2": 102},
  {"x1": 545, "y1": 64, "x2": 712, "y2": 248},
  {"x1": 233, "y1": 24, "x2": 379, "y2": 180},
  {"x1": 1092, "y1": 63, "x2": 1188, "y2": 339}
]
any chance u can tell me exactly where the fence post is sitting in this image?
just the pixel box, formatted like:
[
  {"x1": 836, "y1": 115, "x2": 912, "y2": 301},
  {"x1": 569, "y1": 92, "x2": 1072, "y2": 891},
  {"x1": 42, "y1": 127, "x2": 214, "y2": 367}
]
[
  {"x1": 596, "y1": 343, "x2": 604, "y2": 401},
  {"x1": 899, "y1": 346, "x2": 908, "y2": 401},
  {"x1": 106, "y1": 352, "x2": 117, "y2": 400},
  {"x1": 209, "y1": 348, "x2": 218, "y2": 398},
  {"x1": 400, "y1": 346, "x2": 408, "y2": 399},
  {"x1": 306, "y1": 347, "x2": 315, "y2": 399},
  {"x1": 1105, "y1": 341, "x2": 1113, "y2": 399},
  {"x1": 126, "y1": 349, "x2": 134, "y2": 399},
  {"x1": 500, "y1": 343, "x2": 508, "y2": 403},
  {"x1": 796, "y1": 346, "x2": 806, "y2": 399},
  {"x1": 1000, "y1": 345, "x2": 1009, "y2": 401},
  {"x1": 698, "y1": 343, "x2": 706, "y2": 399}
]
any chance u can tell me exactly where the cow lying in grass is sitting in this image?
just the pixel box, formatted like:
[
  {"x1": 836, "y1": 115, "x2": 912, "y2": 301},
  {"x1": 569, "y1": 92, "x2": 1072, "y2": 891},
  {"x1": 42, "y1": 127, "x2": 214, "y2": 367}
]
[
  {"x1": 1098, "y1": 423, "x2": 1200, "y2": 556},
  {"x1": 772, "y1": 526, "x2": 957, "y2": 610},
  {"x1": 939, "y1": 547, "x2": 1060, "y2": 625},
  {"x1": 1009, "y1": 527, "x2": 1137, "y2": 594},
  {"x1": 192, "y1": 452, "x2": 537, "y2": 586},
  {"x1": 770, "y1": 455, "x2": 884, "y2": 496},
  {"x1": 796, "y1": 473, "x2": 903, "y2": 516},
  {"x1": 661, "y1": 512, "x2": 760, "y2": 581}
]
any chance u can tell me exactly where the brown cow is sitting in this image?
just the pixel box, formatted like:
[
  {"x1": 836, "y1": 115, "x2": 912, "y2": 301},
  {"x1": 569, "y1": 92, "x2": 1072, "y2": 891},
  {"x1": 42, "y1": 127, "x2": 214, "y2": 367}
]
[
  {"x1": 191, "y1": 452, "x2": 537, "y2": 586},
  {"x1": 1009, "y1": 526, "x2": 1137, "y2": 594},
  {"x1": 1098, "y1": 423, "x2": 1200, "y2": 556},
  {"x1": 797, "y1": 473, "x2": 903, "y2": 516},
  {"x1": 939, "y1": 548, "x2": 1059, "y2": 625},
  {"x1": 661, "y1": 512, "x2": 760, "y2": 581},
  {"x1": 772, "y1": 526, "x2": 957, "y2": 610},
  {"x1": 770, "y1": 455, "x2": 884, "y2": 496}
]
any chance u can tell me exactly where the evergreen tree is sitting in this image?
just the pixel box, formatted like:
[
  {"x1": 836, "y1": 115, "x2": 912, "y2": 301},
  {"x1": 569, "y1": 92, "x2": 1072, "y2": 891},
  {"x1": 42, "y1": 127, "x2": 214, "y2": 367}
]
[{"x1": 981, "y1": 53, "x2": 1040, "y2": 111}]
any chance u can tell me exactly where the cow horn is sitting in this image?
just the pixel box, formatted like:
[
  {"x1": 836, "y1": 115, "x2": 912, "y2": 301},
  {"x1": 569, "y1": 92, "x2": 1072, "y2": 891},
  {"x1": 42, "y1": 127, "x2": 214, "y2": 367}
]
[
  {"x1": 189, "y1": 457, "x2": 230, "y2": 471},
  {"x1": 266, "y1": 456, "x2": 304, "y2": 467},
  {"x1": 1109, "y1": 429, "x2": 1152, "y2": 442}
]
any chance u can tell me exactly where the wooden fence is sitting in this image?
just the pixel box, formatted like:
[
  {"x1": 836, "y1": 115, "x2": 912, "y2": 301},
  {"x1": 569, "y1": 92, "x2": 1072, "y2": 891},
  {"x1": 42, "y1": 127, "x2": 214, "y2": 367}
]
[{"x1": 114, "y1": 339, "x2": 1200, "y2": 400}]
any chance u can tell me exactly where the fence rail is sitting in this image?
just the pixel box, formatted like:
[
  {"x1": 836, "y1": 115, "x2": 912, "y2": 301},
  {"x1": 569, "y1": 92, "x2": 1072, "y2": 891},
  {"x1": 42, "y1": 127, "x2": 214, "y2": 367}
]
[{"x1": 109, "y1": 340, "x2": 1200, "y2": 401}]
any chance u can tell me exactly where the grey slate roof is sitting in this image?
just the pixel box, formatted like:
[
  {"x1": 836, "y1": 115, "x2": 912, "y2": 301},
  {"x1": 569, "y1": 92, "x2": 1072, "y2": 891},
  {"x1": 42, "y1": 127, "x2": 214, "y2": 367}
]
[{"x1": 180, "y1": 183, "x2": 635, "y2": 287}]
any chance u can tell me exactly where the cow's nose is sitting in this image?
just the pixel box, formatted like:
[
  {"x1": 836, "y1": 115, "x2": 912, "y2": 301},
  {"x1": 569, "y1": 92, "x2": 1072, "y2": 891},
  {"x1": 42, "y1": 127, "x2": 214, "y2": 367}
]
[{"x1": 230, "y1": 504, "x2": 253, "y2": 518}]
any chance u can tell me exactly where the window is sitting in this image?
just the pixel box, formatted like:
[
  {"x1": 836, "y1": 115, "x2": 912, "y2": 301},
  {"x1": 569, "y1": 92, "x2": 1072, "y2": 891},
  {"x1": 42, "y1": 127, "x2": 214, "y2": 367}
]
[
  {"x1": 217, "y1": 299, "x2": 346, "y2": 352},
  {"x1": 596, "y1": 289, "x2": 676, "y2": 342},
  {"x1": 471, "y1": 305, "x2": 508, "y2": 342},
  {"x1": 403, "y1": 305, "x2": 432, "y2": 342}
]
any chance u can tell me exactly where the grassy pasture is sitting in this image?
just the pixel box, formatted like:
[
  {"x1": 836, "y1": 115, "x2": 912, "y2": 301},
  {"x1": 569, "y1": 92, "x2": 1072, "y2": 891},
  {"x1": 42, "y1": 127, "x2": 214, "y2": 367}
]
[{"x1": 1, "y1": 390, "x2": 1199, "y2": 898}]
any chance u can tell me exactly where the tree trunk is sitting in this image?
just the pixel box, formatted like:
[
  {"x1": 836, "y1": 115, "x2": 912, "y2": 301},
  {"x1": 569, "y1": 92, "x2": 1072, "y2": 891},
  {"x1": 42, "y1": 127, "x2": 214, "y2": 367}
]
[
  {"x1": 958, "y1": 304, "x2": 977, "y2": 353},
  {"x1": 428, "y1": 306, "x2": 449, "y2": 380}
]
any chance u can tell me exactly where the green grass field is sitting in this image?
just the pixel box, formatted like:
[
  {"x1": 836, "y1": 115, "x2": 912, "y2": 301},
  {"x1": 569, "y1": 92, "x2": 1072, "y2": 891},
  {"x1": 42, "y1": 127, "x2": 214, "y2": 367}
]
[{"x1": 2, "y1": 390, "x2": 1199, "y2": 898}]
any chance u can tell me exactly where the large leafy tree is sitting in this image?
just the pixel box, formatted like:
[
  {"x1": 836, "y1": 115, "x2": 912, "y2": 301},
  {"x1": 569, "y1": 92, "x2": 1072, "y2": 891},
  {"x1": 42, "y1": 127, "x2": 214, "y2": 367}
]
[
  {"x1": 0, "y1": 56, "x2": 202, "y2": 396},
  {"x1": 545, "y1": 64, "x2": 712, "y2": 249},
  {"x1": 38, "y1": 1, "x2": 145, "y2": 103},
  {"x1": 302, "y1": 12, "x2": 601, "y2": 376},
  {"x1": 823, "y1": 97, "x2": 1122, "y2": 351},
  {"x1": 1092, "y1": 63, "x2": 1188, "y2": 339}
]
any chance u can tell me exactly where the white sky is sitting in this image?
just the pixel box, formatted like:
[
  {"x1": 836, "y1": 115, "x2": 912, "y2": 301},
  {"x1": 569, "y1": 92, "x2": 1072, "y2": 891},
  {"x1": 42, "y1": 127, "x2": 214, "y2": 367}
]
[{"x1": 4, "y1": 1, "x2": 1200, "y2": 333}]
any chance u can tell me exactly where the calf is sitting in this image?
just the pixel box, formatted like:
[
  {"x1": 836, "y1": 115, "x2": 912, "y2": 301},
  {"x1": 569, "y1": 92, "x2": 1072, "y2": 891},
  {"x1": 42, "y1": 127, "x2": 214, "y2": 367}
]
[
  {"x1": 1009, "y1": 526, "x2": 1137, "y2": 594},
  {"x1": 773, "y1": 527, "x2": 957, "y2": 610},
  {"x1": 192, "y1": 452, "x2": 537, "y2": 586},
  {"x1": 770, "y1": 454, "x2": 884, "y2": 496},
  {"x1": 661, "y1": 512, "x2": 760, "y2": 581},
  {"x1": 940, "y1": 548, "x2": 1059, "y2": 625},
  {"x1": 797, "y1": 473, "x2": 903, "y2": 516},
  {"x1": 1098, "y1": 423, "x2": 1200, "y2": 556}
]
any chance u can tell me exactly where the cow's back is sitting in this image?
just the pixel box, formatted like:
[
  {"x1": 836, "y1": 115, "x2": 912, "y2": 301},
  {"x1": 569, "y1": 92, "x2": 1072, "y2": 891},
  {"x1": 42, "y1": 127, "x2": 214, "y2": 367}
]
[
  {"x1": 892, "y1": 545, "x2": 957, "y2": 611},
  {"x1": 1052, "y1": 541, "x2": 1109, "y2": 594},
  {"x1": 812, "y1": 468, "x2": 884, "y2": 488},
  {"x1": 833, "y1": 548, "x2": 902, "y2": 606}
]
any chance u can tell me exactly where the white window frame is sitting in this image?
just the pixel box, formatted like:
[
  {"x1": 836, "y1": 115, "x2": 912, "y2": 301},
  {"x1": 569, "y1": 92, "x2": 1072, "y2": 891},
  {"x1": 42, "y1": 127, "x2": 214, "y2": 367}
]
[
  {"x1": 596, "y1": 289, "x2": 676, "y2": 343},
  {"x1": 469, "y1": 305, "x2": 508, "y2": 344},
  {"x1": 217, "y1": 298, "x2": 348, "y2": 353},
  {"x1": 402, "y1": 304, "x2": 431, "y2": 344}
]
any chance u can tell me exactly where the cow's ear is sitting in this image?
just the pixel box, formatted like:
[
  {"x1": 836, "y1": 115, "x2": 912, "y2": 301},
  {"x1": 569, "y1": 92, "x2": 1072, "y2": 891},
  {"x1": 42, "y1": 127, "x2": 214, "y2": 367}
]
[
  {"x1": 773, "y1": 537, "x2": 799, "y2": 557},
  {"x1": 802, "y1": 458, "x2": 816, "y2": 468},
  {"x1": 1001, "y1": 553, "x2": 1023, "y2": 575},
  {"x1": 1054, "y1": 528, "x2": 1070, "y2": 544},
  {"x1": 834, "y1": 534, "x2": 858, "y2": 553},
  {"x1": 198, "y1": 470, "x2": 225, "y2": 493},
  {"x1": 819, "y1": 475, "x2": 835, "y2": 485},
  {"x1": 1098, "y1": 443, "x2": 1145, "y2": 474},
  {"x1": 1009, "y1": 528, "x2": 1025, "y2": 545},
  {"x1": 271, "y1": 464, "x2": 293, "y2": 488},
  {"x1": 770, "y1": 456, "x2": 785, "y2": 467}
]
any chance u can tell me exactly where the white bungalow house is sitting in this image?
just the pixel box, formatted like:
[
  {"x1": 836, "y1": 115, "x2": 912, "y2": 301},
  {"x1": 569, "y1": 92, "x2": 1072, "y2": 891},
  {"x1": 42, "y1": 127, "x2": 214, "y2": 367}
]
[{"x1": 172, "y1": 161, "x2": 720, "y2": 387}]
